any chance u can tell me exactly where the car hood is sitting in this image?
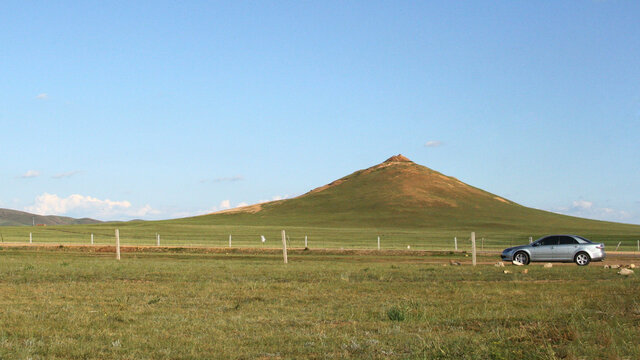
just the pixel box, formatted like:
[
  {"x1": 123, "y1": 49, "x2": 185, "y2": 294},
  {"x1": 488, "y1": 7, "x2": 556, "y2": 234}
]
[{"x1": 503, "y1": 244, "x2": 530, "y2": 252}]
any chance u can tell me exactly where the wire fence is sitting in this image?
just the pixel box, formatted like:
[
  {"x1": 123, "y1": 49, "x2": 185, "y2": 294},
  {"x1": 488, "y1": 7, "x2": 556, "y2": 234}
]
[{"x1": 1, "y1": 225, "x2": 639, "y2": 252}]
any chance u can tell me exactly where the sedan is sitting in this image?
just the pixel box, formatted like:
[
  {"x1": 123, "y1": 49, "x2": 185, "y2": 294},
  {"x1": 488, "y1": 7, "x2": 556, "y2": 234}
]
[{"x1": 501, "y1": 235, "x2": 605, "y2": 266}]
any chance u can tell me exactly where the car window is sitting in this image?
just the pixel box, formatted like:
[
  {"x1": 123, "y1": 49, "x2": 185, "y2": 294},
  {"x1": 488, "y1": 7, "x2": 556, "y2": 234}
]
[
  {"x1": 558, "y1": 236, "x2": 578, "y2": 245},
  {"x1": 575, "y1": 236, "x2": 592, "y2": 244},
  {"x1": 539, "y1": 236, "x2": 559, "y2": 246}
]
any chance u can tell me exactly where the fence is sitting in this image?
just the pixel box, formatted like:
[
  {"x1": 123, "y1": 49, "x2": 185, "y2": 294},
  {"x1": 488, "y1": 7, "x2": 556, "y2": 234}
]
[{"x1": 1, "y1": 225, "x2": 638, "y2": 252}]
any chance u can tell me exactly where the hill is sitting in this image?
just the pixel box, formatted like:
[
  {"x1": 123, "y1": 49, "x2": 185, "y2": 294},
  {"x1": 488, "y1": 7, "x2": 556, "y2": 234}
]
[
  {"x1": 0, "y1": 155, "x2": 636, "y2": 249},
  {"x1": 0, "y1": 208, "x2": 101, "y2": 226},
  {"x1": 181, "y1": 155, "x2": 640, "y2": 234}
]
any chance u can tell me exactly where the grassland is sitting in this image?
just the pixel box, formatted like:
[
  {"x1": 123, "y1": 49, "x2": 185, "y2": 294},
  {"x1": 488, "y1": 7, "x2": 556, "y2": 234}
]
[
  {"x1": 0, "y1": 247, "x2": 638, "y2": 359},
  {"x1": 1, "y1": 220, "x2": 639, "y2": 252}
]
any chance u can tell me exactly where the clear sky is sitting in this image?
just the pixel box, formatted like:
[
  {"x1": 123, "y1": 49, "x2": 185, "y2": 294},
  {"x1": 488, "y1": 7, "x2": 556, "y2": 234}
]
[{"x1": 1, "y1": 1, "x2": 639, "y2": 224}]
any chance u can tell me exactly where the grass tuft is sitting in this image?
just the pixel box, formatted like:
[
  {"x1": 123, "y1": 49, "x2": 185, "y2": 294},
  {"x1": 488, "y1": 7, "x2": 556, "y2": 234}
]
[{"x1": 387, "y1": 306, "x2": 406, "y2": 321}]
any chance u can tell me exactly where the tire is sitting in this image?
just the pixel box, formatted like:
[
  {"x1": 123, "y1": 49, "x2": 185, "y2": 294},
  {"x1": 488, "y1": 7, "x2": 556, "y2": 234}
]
[
  {"x1": 574, "y1": 252, "x2": 591, "y2": 266},
  {"x1": 513, "y1": 251, "x2": 530, "y2": 265}
]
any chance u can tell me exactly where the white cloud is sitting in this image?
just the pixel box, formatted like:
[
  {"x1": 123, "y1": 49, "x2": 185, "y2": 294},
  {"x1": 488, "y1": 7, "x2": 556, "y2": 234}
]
[
  {"x1": 52, "y1": 171, "x2": 80, "y2": 179},
  {"x1": 552, "y1": 200, "x2": 632, "y2": 223},
  {"x1": 571, "y1": 200, "x2": 592, "y2": 210},
  {"x1": 425, "y1": 140, "x2": 443, "y2": 148},
  {"x1": 21, "y1": 170, "x2": 40, "y2": 178},
  {"x1": 25, "y1": 193, "x2": 159, "y2": 220},
  {"x1": 236, "y1": 202, "x2": 248, "y2": 207},
  {"x1": 219, "y1": 200, "x2": 231, "y2": 210},
  {"x1": 214, "y1": 176, "x2": 244, "y2": 183},
  {"x1": 201, "y1": 176, "x2": 244, "y2": 183},
  {"x1": 258, "y1": 195, "x2": 289, "y2": 203},
  {"x1": 35, "y1": 93, "x2": 48, "y2": 100}
]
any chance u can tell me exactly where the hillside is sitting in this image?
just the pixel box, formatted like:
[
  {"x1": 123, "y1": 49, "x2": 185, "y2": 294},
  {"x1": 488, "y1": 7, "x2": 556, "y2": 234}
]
[
  {"x1": 181, "y1": 155, "x2": 640, "y2": 234},
  {"x1": 0, "y1": 208, "x2": 101, "y2": 226}
]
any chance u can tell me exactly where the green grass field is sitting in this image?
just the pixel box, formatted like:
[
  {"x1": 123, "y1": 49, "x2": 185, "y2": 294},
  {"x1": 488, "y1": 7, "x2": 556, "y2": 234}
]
[
  {"x1": 0, "y1": 247, "x2": 638, "y2": 359},
  {"x1": 1, "y1": 221, "x2": 639, "y2": 252}
]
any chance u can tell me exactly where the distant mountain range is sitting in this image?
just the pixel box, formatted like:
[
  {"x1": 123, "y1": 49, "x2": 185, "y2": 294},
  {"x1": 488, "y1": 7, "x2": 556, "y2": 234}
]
[{"x1": 0, "y1": 208, "x2": 101, "y2": 226}]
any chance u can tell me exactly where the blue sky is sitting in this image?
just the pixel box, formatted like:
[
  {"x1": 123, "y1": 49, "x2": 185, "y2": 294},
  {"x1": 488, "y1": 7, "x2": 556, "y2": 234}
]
[{"x1": 1, "y1": 1, "x2": 639, "y2": 223}]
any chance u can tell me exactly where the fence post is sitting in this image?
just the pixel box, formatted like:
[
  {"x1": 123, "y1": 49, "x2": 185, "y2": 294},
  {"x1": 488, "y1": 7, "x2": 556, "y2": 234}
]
[
  {"x1": 281, "y1": 230, "x2": 288, "y2": 264},
  {"x1": 471, "y1": 232, "x2": 476, "y2": 266},
  {"x1": 481, "y1": 237, "x2": 484, "y2": 251},
  {"x1": 529, "y1": 236, "x2": 533, "y2": 244},
  {"x1": 305, "y1": 235, "x2": 308, "y2": 248},
  {"x1": 156, "y1": 233, "x2": 160, "y2": 246},
  {"x1": 29, "y1": 232, "x2": 32, "y2": 244},
  {"x1": 637, "y1": 240, "x2": 639, "y2": 252},
  {"x1": 115, "y1": 229, "x2": 121, "y2": 260},
  {"x1": 377, "y1": 236, "x2": 380, "y2": 250},
  {"x1": 229, "y1": 234, "x2": 232, "y2": 248},
  {"x1": 91, "y1": 233, "x2": 94, "y2": 245},
  {"x1": 615, "y1": 241, "x2": 621, "y2": 251},
  {"x1": 454, "y1": 237, "x2": 458, "y2": 251}
]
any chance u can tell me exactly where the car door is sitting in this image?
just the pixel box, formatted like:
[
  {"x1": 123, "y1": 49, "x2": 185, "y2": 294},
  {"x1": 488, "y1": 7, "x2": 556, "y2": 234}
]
[
  {"x1": 554, "y1": 236, "x2": 579, "y2": 261},
  {"x1": 529, "y1": 236, "x2": 558, "y2": 261}
]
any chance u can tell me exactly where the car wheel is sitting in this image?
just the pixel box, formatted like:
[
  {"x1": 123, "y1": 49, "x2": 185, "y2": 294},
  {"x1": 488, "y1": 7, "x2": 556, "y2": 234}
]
[
  {"x1": 513, "y1": 251, "x2": 529, "y2": 265},
  {"x1": 574, "y1": 252, "x2": 591, "y2": 266}
]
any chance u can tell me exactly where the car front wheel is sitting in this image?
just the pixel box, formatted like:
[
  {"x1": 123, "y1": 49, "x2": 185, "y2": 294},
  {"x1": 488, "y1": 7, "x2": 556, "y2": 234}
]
[
  {"x1": 513, "y1": 251, "x2": 529, "y2": 265},
  {"x1": 574, "y1": 252, "x2": 591, "y2": 266}
]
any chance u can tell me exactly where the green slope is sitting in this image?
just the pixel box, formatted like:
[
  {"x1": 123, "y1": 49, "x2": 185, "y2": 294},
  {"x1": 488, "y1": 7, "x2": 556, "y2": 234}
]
[
  {"x1": 181, "y1": 155, "x2": 640, "y2": 235},
  {"x1": 0, "y1": 208, "x2": 101, "y2": 226}
]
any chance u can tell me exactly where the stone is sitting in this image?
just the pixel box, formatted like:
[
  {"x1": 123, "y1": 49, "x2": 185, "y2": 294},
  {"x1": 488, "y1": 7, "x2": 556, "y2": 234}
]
[
  {"x1": 603, "y1": 264, "x2": 611, "y2": 269},
  {"x1": 629, "y1": 264, "x2": 636, "y2": 269},
  {"x1": 619, "y1": 268, "x2": 634, "y2": 276},
  {"x1": 503, "y1": 270, "x2": 511, "y2": 274},
  {"x1": 611, "y1": 265, "x2": 620, "y2": 269},
  {"x1": 512, "y1": 260, "x2": 524, "y2": 266},
  {"x1": 543, "y1": 263, "x2": 553, "y2": 268},
  {"x1": 494, "y1": 262, "x2": 505, "y2": 267},
  {"x1": 522, "y1": 269, "x2": 528, "y2": 274},
  {"x1": 449, "y1": 260, "x2": 461, "y2": 266}
]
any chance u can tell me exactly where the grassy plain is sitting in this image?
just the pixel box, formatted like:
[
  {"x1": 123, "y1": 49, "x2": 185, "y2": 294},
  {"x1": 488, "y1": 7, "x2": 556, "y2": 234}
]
[
  {"x1": 1, "y1": 247, "x2": 638, "y2": 359},
  {"x1": 1, "y1": 220, "x2": 639, "y2": 251}
]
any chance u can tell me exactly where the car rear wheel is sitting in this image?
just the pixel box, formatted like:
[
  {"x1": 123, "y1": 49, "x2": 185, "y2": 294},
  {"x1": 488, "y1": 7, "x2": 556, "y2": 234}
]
[
  {"x1": 513, "y1": 251, "x2": 529, "y2": 265},
  {"x1": 575, "y1": 252, "x2": 590, "y2": 266}
]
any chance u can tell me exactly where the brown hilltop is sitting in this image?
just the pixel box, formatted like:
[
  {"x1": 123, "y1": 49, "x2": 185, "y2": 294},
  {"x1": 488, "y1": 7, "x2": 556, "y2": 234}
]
[{"x1": 384, "y1": 154, "x2": 412, "y2": 163}]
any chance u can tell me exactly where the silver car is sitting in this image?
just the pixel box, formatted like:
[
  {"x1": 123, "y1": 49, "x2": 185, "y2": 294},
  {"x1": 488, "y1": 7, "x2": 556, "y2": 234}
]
[{"x1": 501, "y1": 235, "x2": 605, "y2": 266}]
